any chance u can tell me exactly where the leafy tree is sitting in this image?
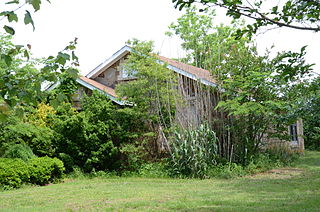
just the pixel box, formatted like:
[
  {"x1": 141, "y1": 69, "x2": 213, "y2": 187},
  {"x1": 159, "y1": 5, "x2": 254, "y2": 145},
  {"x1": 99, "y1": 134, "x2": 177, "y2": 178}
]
[
  {"x1": 116, "y1": 39, "x2": 179, "y2": 138},
  {"x1": 296, "y1": 77, "x2": 320, "y2": 150},
  {"x1": 168, "y1": 8, "x2": 313, "y2": 163},
  {"x1": 1, "y1": 0, "x2": 48, "y2": 35},
  {"x1": 0, "y1": 0, "x2": 79, "y2": 118},
  {"x1": 172, "y1": 0, "x2": 320, "y2": 37},
  {"x1": 167, "y1": 6, "x2": 246, "y2": 70},
  {"x1": 51, "y1": 92, "x2": 145, "y2": 172}
]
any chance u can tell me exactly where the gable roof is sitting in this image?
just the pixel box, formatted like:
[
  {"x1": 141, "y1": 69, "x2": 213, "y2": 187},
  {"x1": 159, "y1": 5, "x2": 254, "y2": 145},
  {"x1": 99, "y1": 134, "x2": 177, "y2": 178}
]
[
  {"x1": 86, "y1": 46, "x2": 131, "y2": 78},
  {"x1": 156, "y1": 55, "x2": 217, "y2": 87},
  {"x1": 85, "y1": 45, "x2": 217, "y2": 87},
  {"x1": 79, "y1": 45, "x2": 218, "y2": 105},
  {"x1": 77, "y1": 76, "x2": 125, "y2": 105}
]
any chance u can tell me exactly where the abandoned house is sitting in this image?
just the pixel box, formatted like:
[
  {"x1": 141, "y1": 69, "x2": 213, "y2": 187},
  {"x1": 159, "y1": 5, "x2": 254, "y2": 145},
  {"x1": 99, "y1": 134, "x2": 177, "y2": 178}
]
[{"x1": 52, "y1": 45, "x2": 305, "y2": 155}]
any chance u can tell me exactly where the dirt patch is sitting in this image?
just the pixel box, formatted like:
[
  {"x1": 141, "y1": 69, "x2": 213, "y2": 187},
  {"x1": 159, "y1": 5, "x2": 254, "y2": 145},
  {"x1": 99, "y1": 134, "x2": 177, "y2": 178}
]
[{"x1": 247, "y1": 168, "x2": 305, "y2": 179}]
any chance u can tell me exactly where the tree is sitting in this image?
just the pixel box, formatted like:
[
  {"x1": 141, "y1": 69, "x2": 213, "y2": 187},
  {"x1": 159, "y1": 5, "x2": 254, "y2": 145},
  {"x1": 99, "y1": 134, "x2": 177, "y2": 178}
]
[
  {"x1": 167, "y1": 6, "x2": 247, "y2": 70},
  {"x1": 172, "y1": 0, "x2": 320, "y2": 37},
  {"x1": 116, "y1": 39, "x2": 180, "y2": 156},
  {"x1": 0, "y1": 0, "x2": 79, "y2": 118},
  {"x1": 1, "y1": 0, "x2": 49, "y2": 35},
  {"x1": 296, "y1": 77, "x2": 320, "y2": 150},
  {"x1": 0, "y1": 34, "x2": 79, "y2": 119},
  {"x1": 116, "y1": 39, "x2": 179, "y2": 132},
  {"x1": 168, "y1": 8, "x2": 313, "y2": 163}
]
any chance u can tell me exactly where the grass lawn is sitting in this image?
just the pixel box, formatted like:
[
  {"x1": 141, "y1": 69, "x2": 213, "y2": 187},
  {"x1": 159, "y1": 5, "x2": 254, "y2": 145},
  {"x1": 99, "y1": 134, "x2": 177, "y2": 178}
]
[{"x1": 0, "y1": 151, "x2": 319, "y2": 212}]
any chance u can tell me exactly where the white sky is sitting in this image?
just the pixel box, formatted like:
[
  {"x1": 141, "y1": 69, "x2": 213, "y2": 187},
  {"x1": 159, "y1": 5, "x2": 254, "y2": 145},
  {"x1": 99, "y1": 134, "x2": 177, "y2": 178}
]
[{"x1": 7, "y1": 0, "x2": 320, "y2": 75}]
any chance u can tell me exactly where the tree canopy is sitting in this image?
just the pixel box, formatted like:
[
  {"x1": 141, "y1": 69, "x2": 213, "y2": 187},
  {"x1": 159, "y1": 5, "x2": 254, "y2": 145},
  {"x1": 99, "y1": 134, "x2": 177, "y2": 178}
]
[
  {"x1": 167, "y1": 7, "x2": 313, "y2": 162},
  {"x1": 172, "y1": 0, "x2": 320, "y2": 37},
  {"x1": 0, "y1": 0, "x2": 79, "y2": 118}
]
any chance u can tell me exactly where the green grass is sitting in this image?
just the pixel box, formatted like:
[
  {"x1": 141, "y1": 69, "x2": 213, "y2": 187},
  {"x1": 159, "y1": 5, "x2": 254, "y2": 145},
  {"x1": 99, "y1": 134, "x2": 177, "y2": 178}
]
[{"x1": 1, "y1": 151, "x2": 320, "y2": 212}]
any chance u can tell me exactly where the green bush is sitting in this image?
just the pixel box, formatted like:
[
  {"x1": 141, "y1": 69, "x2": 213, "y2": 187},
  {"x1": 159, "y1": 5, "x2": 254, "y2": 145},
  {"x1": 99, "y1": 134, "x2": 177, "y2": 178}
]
[
  {"x1": 57, "y1": 153, "x2": 75, "y2": 173},
  {"x1": 28, "y1": 157, "x2": 65, "y2": 185},
  {"x1": 0, "y1": 158, "x2": 30, "y2": 188},
  {"x1": 3, "y1": 143, "x2": 35, "y2": 162},
  {"x1": 168, "y1": 123, "x2": 218, "y2": 179},
  {"x1": 52, "y1": 93, "x2": 145, "y2": 172},
  {"x1": 0, "y1": 122, "x2": 55, "y2": 157},
  {"x1": 0, "y1": 157, "x2": 65, "y2": 189}
]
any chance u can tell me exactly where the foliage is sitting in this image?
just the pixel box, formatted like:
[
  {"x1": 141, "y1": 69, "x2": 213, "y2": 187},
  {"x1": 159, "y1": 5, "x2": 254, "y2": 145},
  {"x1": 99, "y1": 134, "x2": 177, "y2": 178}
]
[
  {"x1": 0, "y1": 157, "x2": 64, "y2": 189},
  {"x1": 265, "y1": 143, "x2": 300, "y2": 165},
  {"x1": 1, "y1": 0, "x2": 50, "y2": 35},
  {"x1": 51, "y1": 92, "x2": 145, "y2": 172},
  {"x1": 297, "y1": 78, "x2": 320, "y2": 150},
  {"x1": 28, "y1": 156, "x2": 65, "y2": 185},
  {"x1": 0, "y1": 0, "x2": 79, "y2": 119},
  {"x1": 167, "y1": 7, "x2": 218, "y2": 69},
  {"x1": 116, "y1": 39, "x2": 178, "y2": 130},
  {"x1": 119, "y1": 142, "x2": 146, "y2": 171},
  {"x1": 48, "y1": 73, "x2": 79, "y2": 104},
  {"x1": 51, "y1": 100, "x2": 119, "y2": 172},
  {"x1": 137, "y1": 162, "x2": 170, "y2": 178},
  {"x1": 208, "y1": 162, "x2": 246, "y2": 179},
  {"x1": 168, "y1": 8, "x2": 313, "y2": 164},
  {"x1": 172, "y1": 0, "x2": 320, "y2": 37},
  {"x1": 2, "y1": 143, "x2": 35, "y2": 162},
  {"x1": 168, "y1": 123, "x2": 218, "y2": 178},
  {"x1": 0, "y1": 158, "x2": 30, "y2": 189},
  {"x1": 0, "y1": 120, "x2": 55, "y2": 157},
  {"x1": 28, "y1": 102, "x2": 56, "y2": 127},
  {"x1": 1, "y1": 151, "x2": 319, "y2": 211},
  {"x1": 0, "y1": 34, "x2": 79, "y2": 119}
]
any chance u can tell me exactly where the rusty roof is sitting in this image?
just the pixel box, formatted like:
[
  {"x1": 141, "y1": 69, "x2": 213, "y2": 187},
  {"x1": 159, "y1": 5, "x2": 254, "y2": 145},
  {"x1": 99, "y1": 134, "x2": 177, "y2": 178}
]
[
  {"x1": 156, "y1": 55, "x2": 217, "y2": 85},
  {"x1": 78, "y1": 76, "x2": 118, "y2": 98}
]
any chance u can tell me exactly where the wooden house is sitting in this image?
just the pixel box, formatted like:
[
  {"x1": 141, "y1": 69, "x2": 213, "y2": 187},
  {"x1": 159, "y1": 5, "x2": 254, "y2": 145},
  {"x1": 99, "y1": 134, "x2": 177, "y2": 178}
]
[{"x1": 63, "y1": 45, "x2": 305, "y2": 155}]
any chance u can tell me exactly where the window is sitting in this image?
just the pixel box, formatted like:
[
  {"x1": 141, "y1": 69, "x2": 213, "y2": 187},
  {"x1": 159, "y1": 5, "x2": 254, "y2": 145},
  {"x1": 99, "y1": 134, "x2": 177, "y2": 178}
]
[{"x1": 290, "y1": 123, "x2": 298, "y2": 142}]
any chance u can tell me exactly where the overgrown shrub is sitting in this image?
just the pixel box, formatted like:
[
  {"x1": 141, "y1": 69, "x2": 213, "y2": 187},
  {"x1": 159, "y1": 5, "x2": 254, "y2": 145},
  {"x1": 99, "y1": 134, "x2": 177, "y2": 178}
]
[
  {"x1": 28, "y1": 157, "x2": 65, "y2": 185},
  {"x1": 168, "y1": 123, "x2": 218, "y2": 178},
  {"x1": 57, "y1": 153, "x2": 75, "y2": 173},
  {"x1": 0, "y1": 122, "x2": 54, "y2": 157},
  {"x1": 3, "y1": 143, "x2": 35, "y2": 162},
  {"x1": 0, "y1": 158, "x2": 30, "y2": 188},
  {"x1": 51, "y1": 93, "x2": 145, "y2": 172},
  {"x1": 0, "y1": 157, "x2": 65, "y2": 189}
]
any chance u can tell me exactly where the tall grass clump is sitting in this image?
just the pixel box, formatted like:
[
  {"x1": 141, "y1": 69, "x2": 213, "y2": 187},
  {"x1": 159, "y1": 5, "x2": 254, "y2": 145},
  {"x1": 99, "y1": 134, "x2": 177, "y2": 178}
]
[{"x1": 168, "y1": 123, "x2": 218, "y2": 178}]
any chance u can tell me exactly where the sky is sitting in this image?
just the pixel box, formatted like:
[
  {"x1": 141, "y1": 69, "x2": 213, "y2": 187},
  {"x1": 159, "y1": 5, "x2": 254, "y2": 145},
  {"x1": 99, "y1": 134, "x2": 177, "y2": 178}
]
[{"x1": 6, "y1": 0, "x2": 320, "y2": 75}]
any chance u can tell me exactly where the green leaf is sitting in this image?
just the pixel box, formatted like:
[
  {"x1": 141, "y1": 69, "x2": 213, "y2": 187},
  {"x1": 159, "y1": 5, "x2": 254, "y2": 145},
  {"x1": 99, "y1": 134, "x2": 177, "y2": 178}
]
[
  {"x1": 71, "y1": 51, "x2": 78, "y2": 61},
  {"x1": 1, "y1": 54, "x2": 13, "y2": 66},
  {"x1": 67, "y1": 68, "x2": 78, "y2": 79},
  {"x1": 27, "y1": 0, "x2": 41, "y2": 11},
  {"x1": 0, "y1": 11, "x2": 18, "y2": 22},
  {"x1": 3, "y1": 25, "x2": 15, "y2": 35},
  {"x1": 24, "y1": 10, "x2": 35, "y2": 31},
  {"x1": 6, "y1": 0, "x2": 19, "y2": 4},
  {"x1": 15, "y1": 45, "x2": 24, "y2": 50},
  {"x1": 56, "y1": 52, "x2": 70, "y2": 65},
  {"x1": 24, "y1": 50, "x2": 30, "y2": 60}
]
